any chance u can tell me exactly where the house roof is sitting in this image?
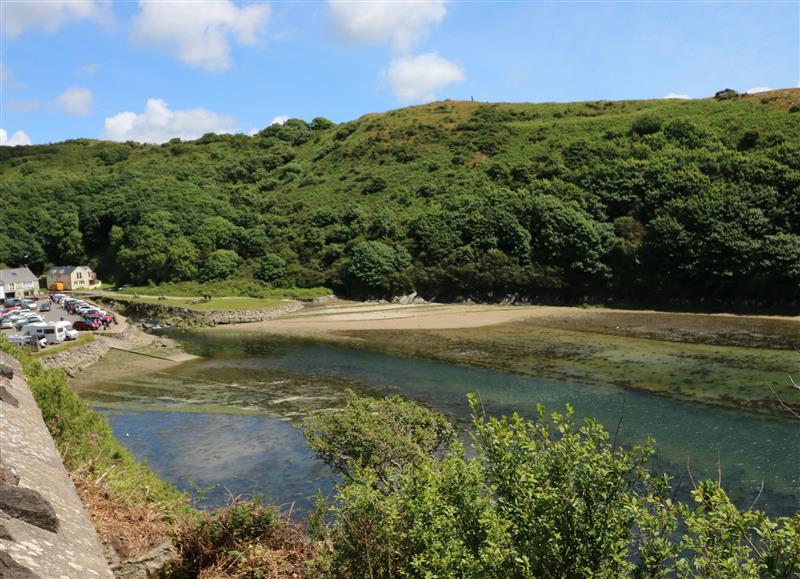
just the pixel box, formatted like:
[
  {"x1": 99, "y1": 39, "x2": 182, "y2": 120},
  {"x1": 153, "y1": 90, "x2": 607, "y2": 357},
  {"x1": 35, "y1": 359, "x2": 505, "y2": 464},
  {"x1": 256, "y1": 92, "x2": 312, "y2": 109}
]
[
  {"x1": 48, "y1": 265, "x2": 92, "y2": 276},
  {"x1": 0, "y1": 267, "x2": 38, "y2": 285}
]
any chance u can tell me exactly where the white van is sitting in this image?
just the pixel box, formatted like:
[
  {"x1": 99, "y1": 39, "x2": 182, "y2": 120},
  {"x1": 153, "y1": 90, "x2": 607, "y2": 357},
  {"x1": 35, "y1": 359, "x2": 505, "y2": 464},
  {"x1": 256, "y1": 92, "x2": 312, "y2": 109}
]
[
  {"x1": 21, "y1": 322, "x2": 67, "y2": 345},
  {"x1": 53, "y1": 320, "x2": 79, "y2": 340}
]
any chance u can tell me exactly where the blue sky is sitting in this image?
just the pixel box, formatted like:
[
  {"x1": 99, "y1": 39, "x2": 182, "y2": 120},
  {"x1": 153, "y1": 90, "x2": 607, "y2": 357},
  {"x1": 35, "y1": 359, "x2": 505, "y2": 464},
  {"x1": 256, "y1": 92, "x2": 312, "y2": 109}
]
[{"x1": 2, "y1": 0, "x2": 798, "y2": 145}]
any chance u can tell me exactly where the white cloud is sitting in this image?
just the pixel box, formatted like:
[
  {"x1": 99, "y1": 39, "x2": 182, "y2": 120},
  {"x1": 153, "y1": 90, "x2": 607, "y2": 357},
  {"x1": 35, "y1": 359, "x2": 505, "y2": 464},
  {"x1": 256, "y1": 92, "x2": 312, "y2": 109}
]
[
  {"x1": 383, "y1": 52, "x2": 465, "y2": 102},
  {"x1": 663, "y1": 93, "x2": 691, "y2": 100},
  {"x1": 0, "y1": 129, "x2": 32, "y2": 147},
  {"x1": 102, "y1": 98, "x2": 237, "y2": 143},
  {"x1": 57, "y1": 86, "x2": 93, "y2": 116},
  {"x1": 270, "y1": 115, "x2": 289, "y2": 125},
  {"x1": 329, "y1": 0, "x2": 446, "y2": 53},
  {"x1": 130, "y1": 0, "x2": 271, "y2": 71},
  {"x1": 8, "y1": 99, "x2": 40, "y2": 113},
  {"x1": 745, "y1": 87, "x2": 770, "y2": 94},
  {"x1": 2, "y1": 1, "x2": 110, "y2": 38}
]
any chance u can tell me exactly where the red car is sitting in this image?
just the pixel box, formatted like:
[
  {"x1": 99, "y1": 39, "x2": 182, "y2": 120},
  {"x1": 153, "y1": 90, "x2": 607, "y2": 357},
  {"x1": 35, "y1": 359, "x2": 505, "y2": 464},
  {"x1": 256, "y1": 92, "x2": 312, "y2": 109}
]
[
  {"x1": 85, "y1": 313, "x2": 113, "y2": 323},
  {"x1": 73, "y1": 319, "x2": 101, "y2": 331}
]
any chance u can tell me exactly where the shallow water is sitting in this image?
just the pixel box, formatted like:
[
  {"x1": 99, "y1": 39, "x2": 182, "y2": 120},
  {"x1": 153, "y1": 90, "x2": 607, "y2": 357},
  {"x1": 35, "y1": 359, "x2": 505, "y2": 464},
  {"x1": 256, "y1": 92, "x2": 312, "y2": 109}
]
[{"x1": 74, "y1": 331, "x2": 799, "y2": 516}]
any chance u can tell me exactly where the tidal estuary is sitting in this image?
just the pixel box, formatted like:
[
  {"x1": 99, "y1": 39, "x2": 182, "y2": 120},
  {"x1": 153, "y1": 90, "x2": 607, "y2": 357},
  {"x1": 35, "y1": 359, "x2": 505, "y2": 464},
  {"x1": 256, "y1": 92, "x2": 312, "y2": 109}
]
[{"x1": 72, "y1": 330, "x2": 799, "y2": 517}]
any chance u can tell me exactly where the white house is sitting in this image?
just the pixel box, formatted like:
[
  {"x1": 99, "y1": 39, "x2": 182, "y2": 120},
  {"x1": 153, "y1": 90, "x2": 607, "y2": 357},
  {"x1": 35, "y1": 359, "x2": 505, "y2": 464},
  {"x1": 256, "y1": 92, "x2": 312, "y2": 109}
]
[
  {"x1": 0, "y1": 267, "x2": 39, "y2": 299},
  {"x1": 46, "y1": 265, "x2": 101, "y2": 291}
]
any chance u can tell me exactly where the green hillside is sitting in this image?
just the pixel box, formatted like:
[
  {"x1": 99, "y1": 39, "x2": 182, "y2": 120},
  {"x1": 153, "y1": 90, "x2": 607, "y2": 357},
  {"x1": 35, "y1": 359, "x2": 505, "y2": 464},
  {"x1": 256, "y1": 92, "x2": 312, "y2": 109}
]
[{"x1": 2, "y1": 89, "x2": 799, "y2": 307}]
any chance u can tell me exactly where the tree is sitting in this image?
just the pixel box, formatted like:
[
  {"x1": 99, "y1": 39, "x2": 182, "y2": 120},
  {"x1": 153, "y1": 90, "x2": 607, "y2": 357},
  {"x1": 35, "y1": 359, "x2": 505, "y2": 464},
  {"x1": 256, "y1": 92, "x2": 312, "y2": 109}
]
[
  {"x1": 199, "y1": 249, "x2": 241, "y2": 282},
  {"x1": 255, "y1": 254, "x2": 287, "y2": 287},
  {"x1": 345, "y1": 240, "x2": 412, "y2": 296}
]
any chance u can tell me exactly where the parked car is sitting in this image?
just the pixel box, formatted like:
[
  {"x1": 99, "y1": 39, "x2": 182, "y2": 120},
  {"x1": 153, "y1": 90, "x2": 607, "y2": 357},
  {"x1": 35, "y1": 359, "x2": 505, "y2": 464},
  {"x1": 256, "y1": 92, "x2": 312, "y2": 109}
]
[
  {"x1": 0, "y1": 319, "x2": 14, "y2": 329},
  {"x1": 40, "y1": 302, "x2": 51, "y2": 312},
  {"x1": 83, "y1": 312, "x2": 114, "y2": 322},
  {"x1": 64, "y1": 327, "x2": 79, "y2": 340},
  {"x1": 7, "y1": 335, "x2": 47, "y2": 349},
  {"x1": 73, "y1": 319, "x2": 101, "y2": 331},
  {"x1": 15, "y1": 315, "x2": 43, "y2": 330}
]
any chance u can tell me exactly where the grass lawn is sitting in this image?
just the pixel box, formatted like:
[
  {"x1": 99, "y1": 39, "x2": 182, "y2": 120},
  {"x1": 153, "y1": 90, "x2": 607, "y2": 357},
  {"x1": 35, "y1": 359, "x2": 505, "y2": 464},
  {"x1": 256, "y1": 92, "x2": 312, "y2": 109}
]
[
  {"x1": 120, "y1": 295, "x2": 285, "y2": 312},
  {"x1": 112, "y1": 281, "x2": 331, "y2": 301},
  {"x1": 35, "y1": 333, "x2": 95, "y2": 357}
]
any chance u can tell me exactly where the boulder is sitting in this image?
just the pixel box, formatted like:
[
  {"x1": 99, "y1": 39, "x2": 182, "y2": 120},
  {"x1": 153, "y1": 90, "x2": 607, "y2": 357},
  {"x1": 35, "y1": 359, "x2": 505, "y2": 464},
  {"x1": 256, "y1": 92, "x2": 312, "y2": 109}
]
[
  {"x1": 0, "y1": 385, "x2": 20, "y2": 408},
  {"x1": 0, "y1": 484, "x2": 59, "y2": 533},
  {"x1": 0, "y1": 550, "x2": 39, "y2": 578}
]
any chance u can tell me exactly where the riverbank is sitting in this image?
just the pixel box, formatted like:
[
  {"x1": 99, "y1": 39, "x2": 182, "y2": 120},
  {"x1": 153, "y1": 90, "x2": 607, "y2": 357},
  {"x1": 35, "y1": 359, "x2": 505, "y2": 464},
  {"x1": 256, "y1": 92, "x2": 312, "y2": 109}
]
[
  {"x1": 0, "y1": 340, "x2": 194, "y2": 576},
  {"x1": 209, "y1": 302, "x2": 800, "y2": 415}
]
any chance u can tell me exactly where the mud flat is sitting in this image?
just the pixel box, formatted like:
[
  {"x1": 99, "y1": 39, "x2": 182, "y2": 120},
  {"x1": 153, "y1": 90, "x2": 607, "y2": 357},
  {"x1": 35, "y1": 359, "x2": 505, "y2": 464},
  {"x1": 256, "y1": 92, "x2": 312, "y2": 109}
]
[{"x1": 213, "y1": 302, "x2": 800, "y2": 414}]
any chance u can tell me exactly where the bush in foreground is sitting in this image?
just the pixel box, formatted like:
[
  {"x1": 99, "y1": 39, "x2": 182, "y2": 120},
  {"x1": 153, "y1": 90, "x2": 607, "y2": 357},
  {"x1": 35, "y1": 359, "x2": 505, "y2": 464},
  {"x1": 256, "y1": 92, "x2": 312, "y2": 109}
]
[{"x1": 306, "y1": 391, "x2": 800, "y2": 578}]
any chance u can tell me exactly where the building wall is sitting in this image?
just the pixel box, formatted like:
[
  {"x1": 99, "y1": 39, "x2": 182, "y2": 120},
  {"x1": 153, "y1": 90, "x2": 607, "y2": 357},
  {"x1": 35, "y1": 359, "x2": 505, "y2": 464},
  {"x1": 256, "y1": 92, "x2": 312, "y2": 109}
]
[
  {"x1": 3, "y1": 282, "x2": 36, "y2": 298},
  {"x1": 47, "y1": 267, "x2": 100, "y2": 291}
]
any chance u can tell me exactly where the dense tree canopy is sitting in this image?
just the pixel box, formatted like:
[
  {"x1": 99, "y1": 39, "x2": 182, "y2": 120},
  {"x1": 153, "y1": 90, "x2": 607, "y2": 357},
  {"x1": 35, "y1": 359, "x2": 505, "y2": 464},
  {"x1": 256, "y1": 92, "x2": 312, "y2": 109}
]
[{"x1": 1, "y1": 90, "x2": 798, "y2": 306}]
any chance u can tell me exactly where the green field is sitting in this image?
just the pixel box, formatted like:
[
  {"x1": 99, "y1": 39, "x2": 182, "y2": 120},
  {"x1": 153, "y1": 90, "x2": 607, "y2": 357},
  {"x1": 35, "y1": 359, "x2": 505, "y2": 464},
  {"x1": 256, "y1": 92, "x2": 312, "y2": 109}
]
[{"x1": 117, "y1": 294, "x2": 284, "y2": 312}]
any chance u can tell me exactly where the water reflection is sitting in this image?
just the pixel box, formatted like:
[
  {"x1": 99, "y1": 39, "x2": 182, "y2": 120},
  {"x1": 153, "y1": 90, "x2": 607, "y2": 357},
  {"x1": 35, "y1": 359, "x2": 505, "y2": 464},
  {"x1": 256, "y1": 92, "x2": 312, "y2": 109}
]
[{"x1": 78, "y1": 331, "x2": 798, "y2": 516}]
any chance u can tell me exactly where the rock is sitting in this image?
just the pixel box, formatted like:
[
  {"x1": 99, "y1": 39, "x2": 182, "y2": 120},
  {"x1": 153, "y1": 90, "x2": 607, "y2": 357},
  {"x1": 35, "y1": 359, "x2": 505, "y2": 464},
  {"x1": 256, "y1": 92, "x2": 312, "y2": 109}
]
[
  {"x1": 0, "y1": 550, "x2": 39, "y2": 578},
  {"x1": 0, "y1": 385, "x2": 20, "y2": 408},
  {"x1": 112, "y1": 543, "x2": 178, "y2": 579},
  {"x1": 0, "y1": 519, "x2": 13, "y2": 540},
  {"x1": 0, "y1": 462, "x2": 20, "y2": 485},
  {"x1": 0, "y1": 484, "x2": 59, "y2": 533},
  {"x1": 392, "y1": 292, "x2": 425, "y2": 305},
  {"x1": 0, "y1": 363, "x2": 14, "y2": 380}
]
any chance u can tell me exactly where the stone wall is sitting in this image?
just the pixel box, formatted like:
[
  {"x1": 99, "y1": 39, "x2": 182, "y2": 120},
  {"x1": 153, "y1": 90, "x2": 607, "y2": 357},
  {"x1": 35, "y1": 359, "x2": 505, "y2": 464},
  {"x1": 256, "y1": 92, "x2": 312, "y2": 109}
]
[
  {"x1": 97, "y1": 298, "x2": 307, "y2": 328},
  {"x1": 0, "y1": 352, "x2": 112, "y2": 578},
  {"x1": 40, "y1": 338, "x2": 111, "y2": 376}
]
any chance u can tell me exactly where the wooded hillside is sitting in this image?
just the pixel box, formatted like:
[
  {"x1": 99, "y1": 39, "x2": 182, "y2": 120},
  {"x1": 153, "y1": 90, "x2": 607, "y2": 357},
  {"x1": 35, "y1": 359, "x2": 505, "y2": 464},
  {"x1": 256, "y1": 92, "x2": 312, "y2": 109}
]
[{"x1": 2, "y1": 89, "x2": 798, "y2": 307}]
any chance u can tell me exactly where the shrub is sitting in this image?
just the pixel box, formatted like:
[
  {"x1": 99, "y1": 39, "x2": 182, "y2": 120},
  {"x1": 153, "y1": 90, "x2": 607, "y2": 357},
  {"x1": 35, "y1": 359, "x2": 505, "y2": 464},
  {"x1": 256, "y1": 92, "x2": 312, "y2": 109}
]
[
  {"x1": 714, "y1": 88, "x2": 740, "y2": 100},
  {"x1": 631, "y1": 115, "x2": 663, "y2": 136},
  {"x1": 307, "y1": 391, "x2": 800, "y2": 578},
  {"x1": 305, "y1": 389, "x2": 454, "y2": 487},
  {"x1": 170, "y1": 498, "x2": 317, "y2": 578}
]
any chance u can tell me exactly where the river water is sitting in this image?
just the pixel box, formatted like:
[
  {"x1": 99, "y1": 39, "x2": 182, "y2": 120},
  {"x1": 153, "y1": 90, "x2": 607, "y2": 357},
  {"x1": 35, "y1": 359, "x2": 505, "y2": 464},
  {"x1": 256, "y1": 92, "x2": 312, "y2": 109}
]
[{"x1": 73, "y1": 331, "x2": 799, "y2": 517}]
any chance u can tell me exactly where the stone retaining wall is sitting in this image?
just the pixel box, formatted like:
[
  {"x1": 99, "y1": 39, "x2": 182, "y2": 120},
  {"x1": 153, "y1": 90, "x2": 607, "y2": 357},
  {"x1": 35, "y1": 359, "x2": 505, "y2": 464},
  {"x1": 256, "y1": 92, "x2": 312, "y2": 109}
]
[
  {"x1": 97, "y1": 298, "x2": 307, "y2": 328},
  {"x1": 40, "y1": 339, "x2": 111, "y2": 376},
  {"x1": 0, "y1": 352, "x2": 112, "y2": 578}
]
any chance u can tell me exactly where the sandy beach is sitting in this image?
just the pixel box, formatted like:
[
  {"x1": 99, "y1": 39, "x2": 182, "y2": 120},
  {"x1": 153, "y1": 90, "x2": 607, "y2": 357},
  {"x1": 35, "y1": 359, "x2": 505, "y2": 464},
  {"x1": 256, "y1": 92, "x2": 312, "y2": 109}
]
[{"x1": 219, "y1": 301, "x2": 800, "y2": 348}]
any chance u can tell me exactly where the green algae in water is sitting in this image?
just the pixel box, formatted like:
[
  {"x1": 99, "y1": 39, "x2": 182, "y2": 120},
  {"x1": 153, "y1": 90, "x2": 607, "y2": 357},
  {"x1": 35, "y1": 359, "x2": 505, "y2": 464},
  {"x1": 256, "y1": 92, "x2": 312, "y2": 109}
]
[{"x1": 75, "y1": 330, "x2": 799, "y2": 516}]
